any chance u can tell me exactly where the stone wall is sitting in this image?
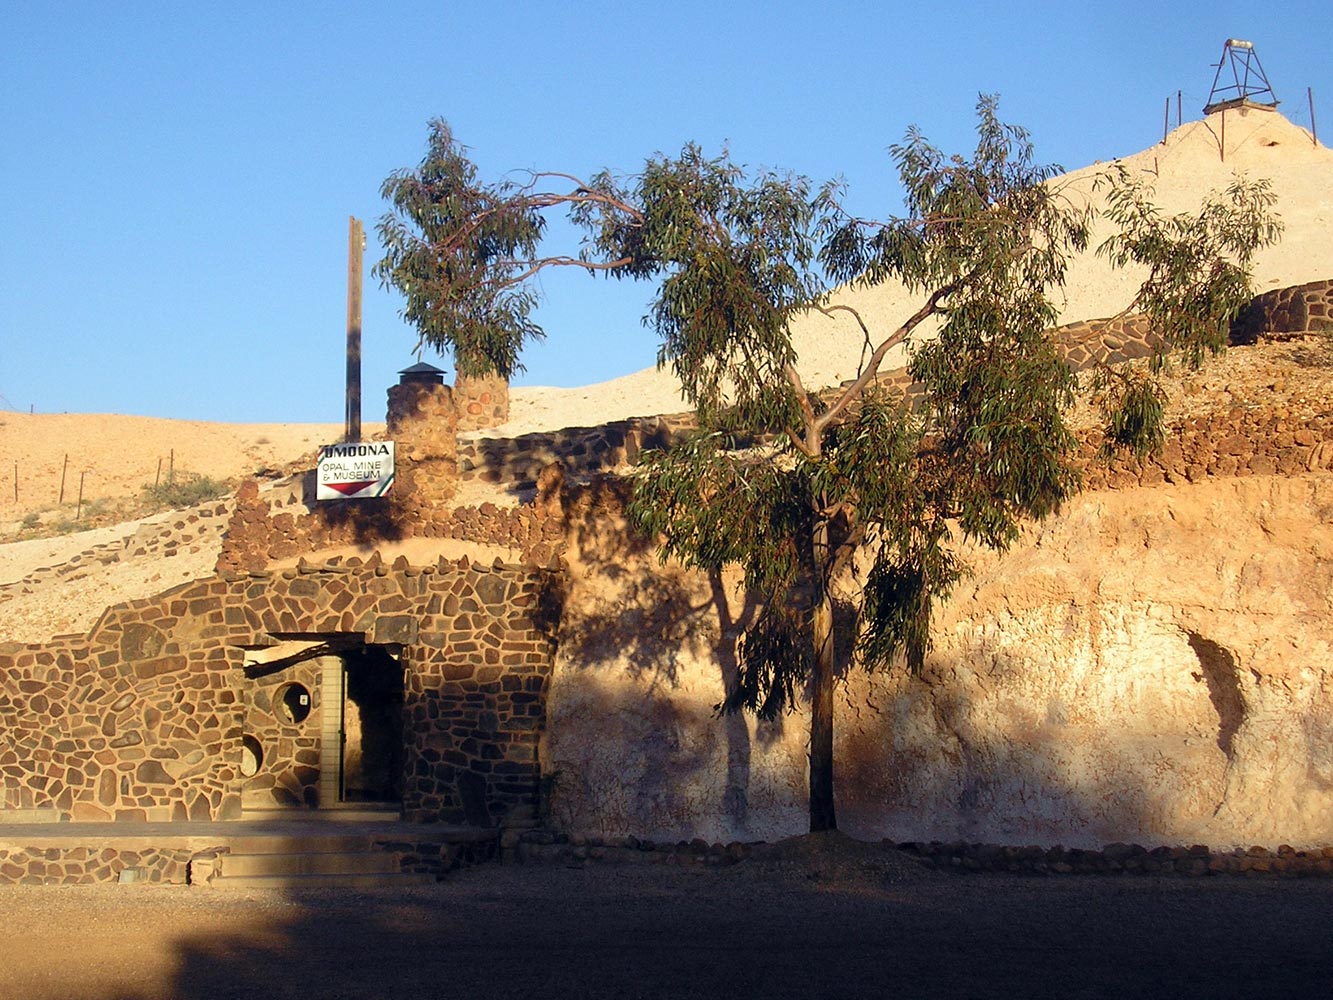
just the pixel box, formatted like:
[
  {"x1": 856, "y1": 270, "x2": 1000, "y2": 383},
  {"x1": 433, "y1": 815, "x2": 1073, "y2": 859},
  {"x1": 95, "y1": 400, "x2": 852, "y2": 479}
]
[
  {"x1": 1077, "y1": 407, "x2": 1333, "y2": 490},
  {"x1": 0, "y1": 558, "x2": 556, "y2": 827},
  {"x1": 1231, "y1": 277, "x2": 1333, "y2": 343},
  {"x1": 510, "y1": 830, "x2": 1333, "y2": 878},
  {"x1": 0, "y1": 845, "x2": 214, "y2": 885},
  {"x1": 216, "y1": 480, "x2": 566, "y2": 575},
  {"x1": 454, "y1": 372, "x2": 510, "y2": 431},
  {"x1": 0, "y1": 500, "x2": 232, "y2": 615},
  {"x1": 458, "y1": 415, "x2": 695, "y2": 488}
]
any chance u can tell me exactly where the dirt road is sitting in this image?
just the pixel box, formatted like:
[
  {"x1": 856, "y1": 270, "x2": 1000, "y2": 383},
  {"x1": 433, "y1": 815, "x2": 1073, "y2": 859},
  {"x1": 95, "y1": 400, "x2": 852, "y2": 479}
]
[{"x1": 3, "y1": 850, "x2": 1332, "y2": 1000}]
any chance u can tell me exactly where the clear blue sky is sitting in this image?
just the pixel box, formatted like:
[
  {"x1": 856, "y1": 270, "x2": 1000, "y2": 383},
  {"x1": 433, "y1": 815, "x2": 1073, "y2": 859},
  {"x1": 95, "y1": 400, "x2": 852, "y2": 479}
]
[{"x1": 3, "y1": 1, "x2": 1328, "y2": 423}]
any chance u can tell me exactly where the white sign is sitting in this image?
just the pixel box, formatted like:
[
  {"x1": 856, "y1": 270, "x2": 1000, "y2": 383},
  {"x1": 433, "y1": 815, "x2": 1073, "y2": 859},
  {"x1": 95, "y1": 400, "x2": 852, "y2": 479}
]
[{"x1": 317, "y1": 441, "x2": 395, "y2": 500}]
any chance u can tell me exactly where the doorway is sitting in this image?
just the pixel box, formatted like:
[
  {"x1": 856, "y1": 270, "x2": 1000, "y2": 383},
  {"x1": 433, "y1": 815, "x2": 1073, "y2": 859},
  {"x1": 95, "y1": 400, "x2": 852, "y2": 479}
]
[{"x1": 336, "y1": 645, "x2": 405, "y2": 803}]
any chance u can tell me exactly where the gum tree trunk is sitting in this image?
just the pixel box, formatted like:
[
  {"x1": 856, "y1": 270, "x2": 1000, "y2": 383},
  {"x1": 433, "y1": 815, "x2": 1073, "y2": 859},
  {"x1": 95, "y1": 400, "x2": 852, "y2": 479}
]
[{"x1": 808, "y1": 516, "x2": 837, "y2": 832}]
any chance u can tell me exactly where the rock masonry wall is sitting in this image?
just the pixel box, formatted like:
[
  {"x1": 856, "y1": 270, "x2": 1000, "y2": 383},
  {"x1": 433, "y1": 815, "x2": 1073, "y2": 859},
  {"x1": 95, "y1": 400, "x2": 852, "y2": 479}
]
[
  {"x1": 0, "y1": 845, "x2": 216, "y2": 885},
  {"x1": 0, "y1": 501, "x2": 232, "y2": 611},
  {"x1": 1231, "y1": 277, "x2": 1333, "y2": 343},
  {"x1": 454, "y1": 372, "x2": 510, "y2": 431},
  {"x1": 216, "y1": 479, "x2": 567, "y2": 574},
  {"x1": 0, "y1": 558, "x2": 555, "y2": 827},
  {"x1": 386, "y1": 380, "x2": 459, "y2": 509},
  {"x1": 457, "y1": 415, "x2": 695, "y2": 489}
]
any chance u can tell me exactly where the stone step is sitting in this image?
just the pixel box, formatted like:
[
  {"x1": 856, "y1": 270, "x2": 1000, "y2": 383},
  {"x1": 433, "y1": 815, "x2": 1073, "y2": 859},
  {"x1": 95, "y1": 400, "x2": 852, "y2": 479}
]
[
  {"x1": 207, "y1": 870, "x2": 436, "y2": 891},
  {"x1": 220, "y1": 850, "x2": 403, "y2": 878}
]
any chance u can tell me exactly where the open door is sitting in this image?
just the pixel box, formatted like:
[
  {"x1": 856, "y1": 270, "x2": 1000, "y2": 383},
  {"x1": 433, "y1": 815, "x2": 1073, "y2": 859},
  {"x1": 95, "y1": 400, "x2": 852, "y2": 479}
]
[{"x1": 337, "y1": 645, "x2": 405, "y2": 803}]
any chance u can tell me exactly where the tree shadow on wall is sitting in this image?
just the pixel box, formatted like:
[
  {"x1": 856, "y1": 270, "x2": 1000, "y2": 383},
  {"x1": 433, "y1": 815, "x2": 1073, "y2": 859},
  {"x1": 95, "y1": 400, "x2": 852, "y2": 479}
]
[
  {"x1": 834, "y1": 627, "x2": 1259, "y2": 847},
  {"x1": 558, "y1": 564, "x2": 769, "y2": 835}
]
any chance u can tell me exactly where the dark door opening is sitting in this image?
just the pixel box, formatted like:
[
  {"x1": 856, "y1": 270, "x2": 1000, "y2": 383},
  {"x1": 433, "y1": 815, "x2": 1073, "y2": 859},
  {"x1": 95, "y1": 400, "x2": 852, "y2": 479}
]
[{"x1": 339, "y1": 646, "x2": 405, "y2": 803}]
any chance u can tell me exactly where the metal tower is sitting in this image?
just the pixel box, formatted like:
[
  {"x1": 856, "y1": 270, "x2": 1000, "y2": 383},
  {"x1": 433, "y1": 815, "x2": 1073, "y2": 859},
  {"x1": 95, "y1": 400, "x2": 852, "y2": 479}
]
[{"x1": 1204, "y1": 39, "x2": 1279, "y2": 114}]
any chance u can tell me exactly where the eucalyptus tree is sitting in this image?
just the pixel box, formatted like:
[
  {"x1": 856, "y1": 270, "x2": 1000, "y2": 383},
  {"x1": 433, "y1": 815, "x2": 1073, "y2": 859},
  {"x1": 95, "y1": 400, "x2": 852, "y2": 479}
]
[
  {"x1": 377, "y1": 103, "x2": 1279, "y2": 831},
  {"x1": 374, "y1": 118, "x2": 548, "y2": 378}
]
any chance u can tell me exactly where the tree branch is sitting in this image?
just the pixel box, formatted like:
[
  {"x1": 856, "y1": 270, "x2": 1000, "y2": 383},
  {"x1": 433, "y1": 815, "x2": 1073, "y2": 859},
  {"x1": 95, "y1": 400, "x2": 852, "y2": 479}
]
[{"x1": 812, "y1": 279, "x2": 959, "y2": 434}]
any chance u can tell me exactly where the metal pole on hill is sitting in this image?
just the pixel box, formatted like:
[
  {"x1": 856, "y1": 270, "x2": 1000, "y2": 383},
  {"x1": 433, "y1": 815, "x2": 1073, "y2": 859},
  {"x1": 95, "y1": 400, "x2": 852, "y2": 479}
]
[{"x1": 345, "y1": 216, "x2": 364, "y2": 444}]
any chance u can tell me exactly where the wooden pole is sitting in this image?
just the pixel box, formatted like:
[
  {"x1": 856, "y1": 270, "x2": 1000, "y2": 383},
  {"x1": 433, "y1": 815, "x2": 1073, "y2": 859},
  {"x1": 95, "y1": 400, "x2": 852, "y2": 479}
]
[
  {"x1": 155, "y1": 457, "x2": 162, "y2": 487},
  {"x1": 1177, "y1": 90, "x2": 1182, "y2": 128},
  {"x1": 77, "y1": 471, "x2": 86, "y2": 521},
  {"x1": 1162, "y1": 97, "x2": 1170, "y2": 144},
  {"x1": 58, "y1": 454, "x2": 68, "y2": 504},
  {"x1": 345, "y1": 216, "x2": 364, "y2": 444},
  {"x1": 13, "y1": 462, "x2": 17, "y2": 503},
  {"x1": 169, "y1": 449, "x2": 174, "y2": 484},
  {"x1": 1220, "y1": 108, "x2": 1226, "y2": 163},
  {"x1": 1310, "y1": 88, "x2": 1319, "y2": 146}
]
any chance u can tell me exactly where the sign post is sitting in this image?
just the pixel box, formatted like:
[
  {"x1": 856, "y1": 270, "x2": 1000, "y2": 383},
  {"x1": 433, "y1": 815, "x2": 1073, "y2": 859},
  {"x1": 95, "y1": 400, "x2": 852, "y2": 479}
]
[{"x1": 346, "y1": 216, "x2": 364, "y2": 444}]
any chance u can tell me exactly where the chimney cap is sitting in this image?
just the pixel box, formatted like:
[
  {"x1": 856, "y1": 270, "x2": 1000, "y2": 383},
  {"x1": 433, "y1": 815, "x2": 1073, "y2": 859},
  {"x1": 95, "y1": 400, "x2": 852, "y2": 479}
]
[{"x1": 397, "y1": 361, "x2": 447, "y2": 385}]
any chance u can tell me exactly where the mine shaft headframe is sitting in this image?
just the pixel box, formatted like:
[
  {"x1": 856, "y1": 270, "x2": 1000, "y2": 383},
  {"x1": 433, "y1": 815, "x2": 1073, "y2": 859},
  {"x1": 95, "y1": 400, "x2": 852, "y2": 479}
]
[{"x1": 1204, "y1": 38, "x2": 1279, "y2": 114}]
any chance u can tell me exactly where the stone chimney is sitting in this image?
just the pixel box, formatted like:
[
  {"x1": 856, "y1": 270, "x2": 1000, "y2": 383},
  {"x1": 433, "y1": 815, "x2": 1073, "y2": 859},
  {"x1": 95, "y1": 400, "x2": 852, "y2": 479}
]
[{"x1": 387, "y1": 363, "x2": 458, "y2": 506}]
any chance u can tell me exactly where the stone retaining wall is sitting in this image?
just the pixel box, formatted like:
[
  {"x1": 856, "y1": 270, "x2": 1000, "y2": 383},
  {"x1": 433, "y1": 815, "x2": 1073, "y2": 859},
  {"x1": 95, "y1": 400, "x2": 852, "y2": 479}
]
[
  {"x1": 1078, "y1": 406, "x2": 1333, "y2": 491},
  {"x1": 0, "y1": 845, "x2": 216, "y2": 885},
  {"x1": 215, "y1": 480, "x2": 566, "y2": 575},
  {"x1": 0, "y1": 500, "x2": 232, "y2": 605},
  {"x1": 1231, "y1": 277, "x2": 1333, "y2": 343},
  {"x1": 510, "y1": 831, "x2": 1333, "y2": 879},
  {"x1": 898, "y1": 840, "x2": 1333, "y2": 877},
  {"x1": 457, "y1": 414, "x2": 694, "y2": 488},
  {"x1": 0, "y1": 831, "x2": 501, "y2": 886}
]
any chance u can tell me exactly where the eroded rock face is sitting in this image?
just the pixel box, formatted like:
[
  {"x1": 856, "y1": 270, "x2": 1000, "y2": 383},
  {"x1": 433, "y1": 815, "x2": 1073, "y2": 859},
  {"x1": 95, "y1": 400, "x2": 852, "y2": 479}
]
[
  {"x1": 838, "y1": 474, "x2": 1333, "y2": 848},
  {"x1": 545, "y1": 474, "x2": 1333, "y2": 848}
]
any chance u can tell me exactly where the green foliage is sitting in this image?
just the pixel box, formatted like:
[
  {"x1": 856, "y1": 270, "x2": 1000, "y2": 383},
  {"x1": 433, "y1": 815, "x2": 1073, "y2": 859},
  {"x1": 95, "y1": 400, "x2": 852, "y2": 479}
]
[
  {"x1": 1094, "y1": 371, "x2": 1167, "y2": 458},
  {"x1": 1098, "y1": 169, "x2": 1281, "y2": 368},
  {"x1": 822, "y1": 96, "x2": 1090, "y2": 300},
  {"x1": 141, "y1": 473, "x2": 227, "y2": 511},
  {"x1": 628, "y1": 431, "x2": 814, "y2": 718},
  {"x1": 576, "y1": 145, "x2": 825, "y2": 431},
  {"x1": 375, "y1": 119, "x2": 546, "y2": 377},
  {"x1": 1093, "y1": 169, "x2": 1282, "y2": 454}
]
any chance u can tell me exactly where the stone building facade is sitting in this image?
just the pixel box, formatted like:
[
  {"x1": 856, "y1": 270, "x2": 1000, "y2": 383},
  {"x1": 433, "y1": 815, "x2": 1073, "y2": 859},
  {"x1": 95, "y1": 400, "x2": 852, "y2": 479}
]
[{"x1": 0, "y1": 557, "x2": 556, "y2": 826}]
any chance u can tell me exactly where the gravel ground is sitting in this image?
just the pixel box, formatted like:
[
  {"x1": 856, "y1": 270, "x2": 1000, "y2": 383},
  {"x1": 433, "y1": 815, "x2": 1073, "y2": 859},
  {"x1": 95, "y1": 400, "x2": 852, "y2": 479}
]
[{"x1": 4, "y1": 839, "x2": 1333, "y2": 1000}]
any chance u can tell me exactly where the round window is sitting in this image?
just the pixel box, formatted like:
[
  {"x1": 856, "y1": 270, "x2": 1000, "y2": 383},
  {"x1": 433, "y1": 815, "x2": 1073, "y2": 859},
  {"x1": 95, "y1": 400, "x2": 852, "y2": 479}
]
[
  {"x1": 240, "y1": 734, "x2": 263, "y2": 777},
  {"x1": 273, "y1": 682, "x2": 313, "y2": 724}
]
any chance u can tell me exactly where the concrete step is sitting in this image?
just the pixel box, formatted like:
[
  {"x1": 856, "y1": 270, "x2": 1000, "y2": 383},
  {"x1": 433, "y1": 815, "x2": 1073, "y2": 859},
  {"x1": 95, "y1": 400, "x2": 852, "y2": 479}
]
[
  {"x1": 241, "y1": 805, "x2": 402, "y2": 823},
  {"x1": 208, "y1": 870, "x2": 436, "y2": 891},
  {"x1": 220, "y1": 850, "x2": 403, "y2": 878},
  {"x1": 225, "y1": 833, "x2": 381, "y2": 855}
]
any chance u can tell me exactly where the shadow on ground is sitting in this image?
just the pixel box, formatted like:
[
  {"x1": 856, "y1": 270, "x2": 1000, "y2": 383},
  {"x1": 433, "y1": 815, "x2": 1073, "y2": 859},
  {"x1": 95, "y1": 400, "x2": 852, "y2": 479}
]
[{"x1": 8, "y1": 851, "x2": 1333, "y2": 1000}]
